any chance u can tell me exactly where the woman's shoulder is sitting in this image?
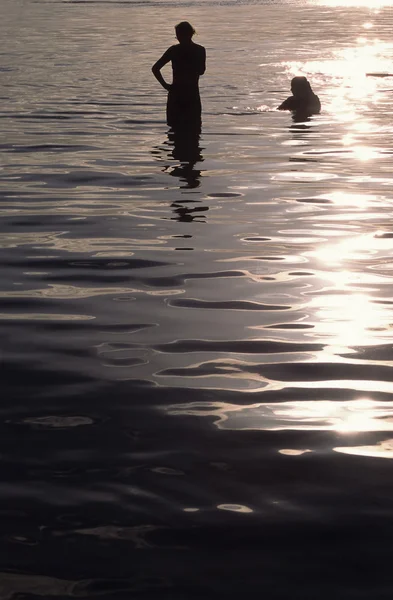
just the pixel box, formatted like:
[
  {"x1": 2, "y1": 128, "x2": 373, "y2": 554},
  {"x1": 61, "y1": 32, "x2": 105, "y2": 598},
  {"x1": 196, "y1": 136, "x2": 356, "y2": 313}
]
[
  {"x1": 278, "y1": 96, "x2": 296, "y2": 110},
  {"x1": 192, "y1": 42, "x2": 206, "y2": 53},
  {"x1": 162, "y1": 44, "x2": 179, "y2": 59},
  {"x1": 310, "y1": 94, "x2": 321, "y2": 111}
]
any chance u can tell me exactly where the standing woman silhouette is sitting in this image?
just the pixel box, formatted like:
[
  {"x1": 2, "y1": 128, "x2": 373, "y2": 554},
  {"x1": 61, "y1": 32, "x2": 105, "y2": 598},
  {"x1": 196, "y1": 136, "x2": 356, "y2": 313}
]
[{"x1": 152, "y1": 22, "x2": 206, "y2": 131}]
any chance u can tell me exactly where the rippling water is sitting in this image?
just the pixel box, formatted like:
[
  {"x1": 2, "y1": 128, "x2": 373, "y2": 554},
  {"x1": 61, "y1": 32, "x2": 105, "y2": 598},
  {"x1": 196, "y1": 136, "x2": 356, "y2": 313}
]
[{"x1": 2, "y1": 0, "x2": 393, "y2": 597}]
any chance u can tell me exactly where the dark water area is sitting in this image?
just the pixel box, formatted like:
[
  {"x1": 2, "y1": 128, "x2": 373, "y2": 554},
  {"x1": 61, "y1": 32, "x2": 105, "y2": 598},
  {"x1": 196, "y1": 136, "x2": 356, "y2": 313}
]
[{"x1": 2, "y1": 0, "x2": 393, "y2": 597}]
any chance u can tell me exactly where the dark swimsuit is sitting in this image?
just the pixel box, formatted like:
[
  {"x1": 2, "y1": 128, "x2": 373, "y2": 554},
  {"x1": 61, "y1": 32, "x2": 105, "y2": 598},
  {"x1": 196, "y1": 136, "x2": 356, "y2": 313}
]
[
  {"x1": 167, "y1": 84, "x2": 202, "y2": 129},
  {"x1": 164, "y1": 43, "x2": 205, "y2": 130}
]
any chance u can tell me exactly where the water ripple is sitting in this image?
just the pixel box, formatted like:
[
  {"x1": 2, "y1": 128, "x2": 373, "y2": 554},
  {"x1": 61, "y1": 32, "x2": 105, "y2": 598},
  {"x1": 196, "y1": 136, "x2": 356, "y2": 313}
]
[{"x1": 3, "y1": 1, "x2": 393, "y2": 596}]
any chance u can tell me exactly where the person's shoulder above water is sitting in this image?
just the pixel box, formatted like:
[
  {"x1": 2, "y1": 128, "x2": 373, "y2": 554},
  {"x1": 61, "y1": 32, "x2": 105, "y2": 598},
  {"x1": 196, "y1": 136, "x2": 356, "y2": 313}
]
[
  {"x1": 278, "y1": 96, "x2": 297, "y2": 111},
  {"x1": 278, "y1": 76, "x2": 321, "y2": 114},
  {"x1": 172, "y1": 37, "x2": 206, "y2": 77},
  {"x1": 192, "y1": 42, "x2": 206, "y2": 51},
  {"x1": 278, "y1": 93, "x2": 321, "y2": 113},
  {"x1": 190, "y1": 42, "x2": 206, "y2": 67},
  {"x1": 172, "y1": 41, "x2": 205, "y2": 55}
]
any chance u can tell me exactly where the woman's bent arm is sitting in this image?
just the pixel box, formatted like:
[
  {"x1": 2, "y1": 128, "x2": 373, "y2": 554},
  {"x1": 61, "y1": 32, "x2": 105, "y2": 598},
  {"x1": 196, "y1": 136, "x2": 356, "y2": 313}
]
[{"x1": 152, "y1": 49, "x2": 172, "y2": 91}]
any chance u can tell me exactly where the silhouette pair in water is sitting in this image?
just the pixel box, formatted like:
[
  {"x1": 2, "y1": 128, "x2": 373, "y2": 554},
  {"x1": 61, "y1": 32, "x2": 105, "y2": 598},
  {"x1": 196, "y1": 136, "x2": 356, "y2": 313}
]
[{"x1": 152, "y1": 21, "x2": 320, "y2": 131}]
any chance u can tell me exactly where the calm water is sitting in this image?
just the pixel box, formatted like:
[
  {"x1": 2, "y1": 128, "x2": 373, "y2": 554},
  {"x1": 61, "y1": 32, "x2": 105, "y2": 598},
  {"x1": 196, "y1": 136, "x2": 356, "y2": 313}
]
[{"x1": 2, "y1": 0, "x2": 393, "y2": 596}]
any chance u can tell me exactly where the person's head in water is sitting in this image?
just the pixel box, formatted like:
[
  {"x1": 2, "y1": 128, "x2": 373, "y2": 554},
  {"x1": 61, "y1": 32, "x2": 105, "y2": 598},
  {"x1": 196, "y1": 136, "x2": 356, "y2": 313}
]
[
  {"x1": 290, "y1": 76, "x2": 314, "y2": 99},
  {"x1": 175, "y1": 21, "x2": 195, "y2": 44},
  {"x1": 278, "y1": 75, "x2": 321, "y2": 115}
]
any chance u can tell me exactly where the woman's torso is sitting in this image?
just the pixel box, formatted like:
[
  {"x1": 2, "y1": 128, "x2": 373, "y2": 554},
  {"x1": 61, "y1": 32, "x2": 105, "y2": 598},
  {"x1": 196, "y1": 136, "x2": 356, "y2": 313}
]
[{"x1": 169, "y1": 42, "x2": 205, "y2": 88}]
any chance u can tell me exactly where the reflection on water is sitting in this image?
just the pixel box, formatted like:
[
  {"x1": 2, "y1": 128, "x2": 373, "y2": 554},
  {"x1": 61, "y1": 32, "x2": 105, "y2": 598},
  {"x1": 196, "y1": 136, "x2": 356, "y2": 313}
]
[
  {"x1": 168, "y1": 398, "x2": 393, "y2": 433},
  {"x1": 2, "y1": 0, "x2": 393, "y2": 596},
  {"x1": 318, "y1": 0, "x2": 393, "y2": 7},
  {"x1": 167, "y1": 128, "x2": 204, "y2": 189},
  {"x1": 334, "y1": 438, "x2": 393, "y2": 459},
  {"x1": 153, "y1": 128, "x2": 208, "y2": 221},
  {"x1": 157, "y1": 128, "x2": 204, "y2": 189}
]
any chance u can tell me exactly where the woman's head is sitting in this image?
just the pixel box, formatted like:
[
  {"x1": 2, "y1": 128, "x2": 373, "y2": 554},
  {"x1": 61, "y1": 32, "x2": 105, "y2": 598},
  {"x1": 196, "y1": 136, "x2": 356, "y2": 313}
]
[
  {"x1": 291, "y1": 76, "x2": 313, "y2": 98},
  {"x1": 175, "y1": 21, "x2": 195, "y2": 43}
]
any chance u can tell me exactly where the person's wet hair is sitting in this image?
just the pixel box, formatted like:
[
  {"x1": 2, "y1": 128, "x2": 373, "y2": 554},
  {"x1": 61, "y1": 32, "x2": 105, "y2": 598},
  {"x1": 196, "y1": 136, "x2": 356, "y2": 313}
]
[
  {"x1": 291, "y1": 76, "x2": 313, "y2": 98},
  {"x1": 175, "y1": 21, "x2": 196, "y2": 39}
]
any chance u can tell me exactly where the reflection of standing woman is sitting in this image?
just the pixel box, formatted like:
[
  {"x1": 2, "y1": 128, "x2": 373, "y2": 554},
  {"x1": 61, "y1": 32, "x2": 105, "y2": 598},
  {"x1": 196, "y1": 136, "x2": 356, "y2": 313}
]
[{"x1": 152, "y1": 22, "x2": 206, "y2": 131}]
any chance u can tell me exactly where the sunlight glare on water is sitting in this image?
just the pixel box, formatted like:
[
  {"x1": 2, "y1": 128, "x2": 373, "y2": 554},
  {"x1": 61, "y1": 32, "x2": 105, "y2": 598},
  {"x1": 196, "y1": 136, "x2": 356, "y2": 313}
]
[{"x1": 317, "y1": 0, "x2": 393, "y2": 7}]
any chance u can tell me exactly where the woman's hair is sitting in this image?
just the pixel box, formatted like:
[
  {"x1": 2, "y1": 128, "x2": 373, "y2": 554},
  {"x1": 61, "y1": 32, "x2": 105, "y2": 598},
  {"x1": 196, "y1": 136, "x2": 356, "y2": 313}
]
[
  {"x1": 175, "y1": 21, "x2": 196, "y2": 38},
  {"x1": 291, "y1": 76, "x2": 313, "y2": 96}
]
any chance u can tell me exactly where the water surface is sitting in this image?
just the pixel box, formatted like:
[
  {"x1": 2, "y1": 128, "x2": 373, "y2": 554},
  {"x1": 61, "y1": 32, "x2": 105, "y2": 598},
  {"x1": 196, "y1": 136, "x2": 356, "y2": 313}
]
[{"x1": 2, "y1": 0, "x2": 393, "y2": 597}]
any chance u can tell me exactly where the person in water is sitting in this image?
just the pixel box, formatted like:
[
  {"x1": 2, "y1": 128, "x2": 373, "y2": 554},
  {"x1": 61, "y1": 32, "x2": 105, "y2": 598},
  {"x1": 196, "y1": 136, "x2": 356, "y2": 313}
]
[
  {"x1": 152, "y1": 21, "x2": 206, "y2": 131},
  {"x1": 278, "y1": 76, "x2": 321, "y2": 117}
]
